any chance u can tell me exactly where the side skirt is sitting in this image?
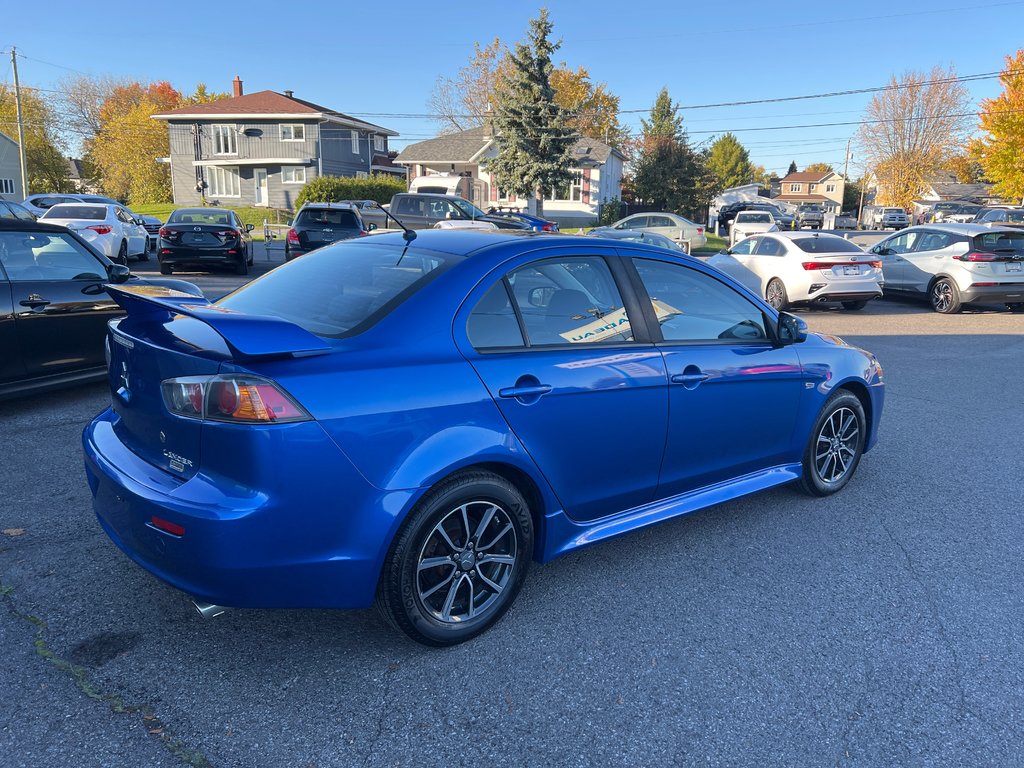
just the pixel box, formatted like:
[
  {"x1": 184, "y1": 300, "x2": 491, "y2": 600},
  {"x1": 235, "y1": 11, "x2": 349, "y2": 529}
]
[{"x1": 539, "y1": 464, "x2": 802, "y2": 563}]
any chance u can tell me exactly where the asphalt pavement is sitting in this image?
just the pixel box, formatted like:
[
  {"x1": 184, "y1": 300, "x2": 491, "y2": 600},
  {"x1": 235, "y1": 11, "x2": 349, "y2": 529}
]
[{"x1": 1, "y1": 297, "x2": 1023, "y2": 767}]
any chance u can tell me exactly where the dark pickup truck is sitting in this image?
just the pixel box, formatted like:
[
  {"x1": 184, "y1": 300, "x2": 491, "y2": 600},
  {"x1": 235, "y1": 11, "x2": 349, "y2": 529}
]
[{"x1": 359, "y1": 193, "x2": 528, "y2": 231}]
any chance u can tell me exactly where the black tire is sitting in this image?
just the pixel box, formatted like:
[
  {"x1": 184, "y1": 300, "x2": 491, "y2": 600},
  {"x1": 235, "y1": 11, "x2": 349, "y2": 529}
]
[
  {"x1": 159, "y1": 262, "x2": 172, "y2": 275},
  {"x1": 137, "y1": 251, "x2": 149, "y2": 262},
  {"x1": 929, "y1": 277, "x2": 961, "y2": 314},
  {"x1": 117, "y1": 240, "x2": 128, "y2": 265},
  {"x1": 376, "y1": 470, "x2": 533, "y2": 647},
  {"x1": 1007, "y1": 303, "x2": 1024, "y2": 313},
  {"x1": 798, "y1": 390, "x2": 866, "y2": 497},
  {"x1": 842, "y1": 300, "x2": 868, "y2": 311},
  {"x1": 234, "y1": 256, "x2": 249, "y2": 276},
  {"x1": 766, "y1": 278, "x2": 788, "y2": 310}
]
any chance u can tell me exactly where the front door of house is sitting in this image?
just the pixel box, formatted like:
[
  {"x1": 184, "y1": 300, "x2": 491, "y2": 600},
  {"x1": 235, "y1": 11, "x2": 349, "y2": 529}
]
[{"x1": 254, "y1": 169, "x2": 268, "y2": 206}]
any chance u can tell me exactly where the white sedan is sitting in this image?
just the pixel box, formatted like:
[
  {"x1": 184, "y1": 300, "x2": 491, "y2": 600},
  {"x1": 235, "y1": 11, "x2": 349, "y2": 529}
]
[
  {"x1": 39, "y1": 203, "x2": 149, "y2": 263},
  {"x1": 708, "y1": 231, "x2": 883, "y2": 310},
  {"x1": 729, "y1": 210, "x2": 778, "y2": 245}
]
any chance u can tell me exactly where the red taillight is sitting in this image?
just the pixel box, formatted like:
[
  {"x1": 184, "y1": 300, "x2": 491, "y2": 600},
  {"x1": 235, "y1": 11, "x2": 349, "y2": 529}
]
[
  {"x1": 868, "y1": 260, "x2": 882, "y2": 268},
  {"x1": 971, "y1": 282, "x2": 997, "y2": 287},
  {"x1": 542, "y1": 223, "x2": 554, "y2": 231},
  {"x1": 358, "y1": 230, "x2": 368, "y2": 236},
  {"x1": 158, "y1": 227, "x2": 170, "y2": 238},
  {"x1": 150, "y1": 516, "x2": 185, "y2": 537},
  {"x1": 215, "y1": 229, "x2": 240, "y2": 239},
  {"x1": 286, "y1": 228, "x2": 300, "y2": 244},
  {"x1": 696, "y1": 228, "x2": 704, "y2": 234},
  {"x1": 802, "y1": 261, "x2": 877, "y2": 271},
  {"x1": 956, "y1": 252, "x2": 999, "y2": 262},
  {"x1": 160, "y1": 375, "x2": 311, "y2": 424},
  {"x1": 802, "y1": 262, "x2": 831, "y2": 270},
  {"x1": 87, "y1": 225, "x2": 112, "y2": 235}
]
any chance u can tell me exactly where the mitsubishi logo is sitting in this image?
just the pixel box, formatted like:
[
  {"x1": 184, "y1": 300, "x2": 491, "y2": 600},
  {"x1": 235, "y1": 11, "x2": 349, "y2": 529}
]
[{"x1": 194, "y1": 226, "x2": 202, "y2": 232}]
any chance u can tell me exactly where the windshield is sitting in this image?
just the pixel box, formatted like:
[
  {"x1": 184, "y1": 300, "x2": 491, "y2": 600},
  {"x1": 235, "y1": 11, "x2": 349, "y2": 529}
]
[
  {"x1": 884, "y1": 208, "x2": 905, "y2": 215},
  {"x1": 974, "y1": 231, "x2": 1024, "y2": 253},
  {"x1": 451, "y1": 198, "x2": 488, "y2": 219},
  {"x1": 218, "y1": 242, "x2": 453, "y2": 338},
  {"x1": 800, "y1": 205, "x2": 822, "y2": 212},
  {"x1": 791, "y1": 236, "x2": 864, "y2": 254},
  {"x1": 42, "y1": 204, "x2": 106, "y2": 220},
  {"x1": 168, "y1": 209, "x2": 231, "y2": 226}
]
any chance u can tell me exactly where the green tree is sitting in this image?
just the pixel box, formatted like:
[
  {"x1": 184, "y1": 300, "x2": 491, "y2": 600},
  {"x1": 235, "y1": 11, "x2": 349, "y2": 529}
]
[
  {"x1": 485, "y1": 9, "x2": 576, "y2": 218},
  {"x1": 0, "y1": 85, "x2": 71, "y2": 193},
  {"x1": 977, "y1": 50, "x2": 1024, "y2": 200},
  {"x1": 631, "y1": 88, "x2": 718, "y2": 215},
  {"x1": 706, "y1": 133, "x2": 754, "y2": 189},
  {"x1": 843, "y1": 178, "x2": 862, "y2": 212},
  {"x1": 787, "y1": 160, "x2": 798, "y2": 175}
]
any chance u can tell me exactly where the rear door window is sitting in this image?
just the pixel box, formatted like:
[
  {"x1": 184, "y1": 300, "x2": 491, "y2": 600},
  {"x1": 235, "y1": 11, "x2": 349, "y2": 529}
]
[{"x1": 466, "y1": 281, "x2": 525, "y2": 350}]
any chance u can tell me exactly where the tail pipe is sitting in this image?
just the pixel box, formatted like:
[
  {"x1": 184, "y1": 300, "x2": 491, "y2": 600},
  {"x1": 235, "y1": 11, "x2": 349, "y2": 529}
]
[{"x1": 191, "y1": 599, "x2": 228, "y2": 619}]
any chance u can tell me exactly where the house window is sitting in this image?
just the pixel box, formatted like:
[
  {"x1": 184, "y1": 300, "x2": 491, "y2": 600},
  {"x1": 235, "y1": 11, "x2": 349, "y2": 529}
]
[
  {"x1": 826, "y1": 183, "x2": 837, "y2": 193},
  {"x1": 280, "y1": 124, "x2": 305, "y2": 142},
  {"x1": 350, "y1": 130, "x2": 360, "y2": 154},
  {"x1": 788, "y1": 183, "x2": 801, "y2": 193},
  {"x1": 282, "y1": 166, "x2": 306, "y2": 184},
  {"x1": 0, "y1": 178, "x2": 14, "y2": 194},
  {"x1": 809, "y1": 184, "x2": 816, "y2": 192},
  {"x1": 547, "y1": 173, "x2": 583, "y2": 202},
  {"x1": 212, "y1": 125, "x2": 236, "y2": 155},
  {"x1": 208, "y1": 166, "x2": 240, "y2": 197},
  {"x1": 373, "y1": 135, "x2": 385, "y2": 152}
]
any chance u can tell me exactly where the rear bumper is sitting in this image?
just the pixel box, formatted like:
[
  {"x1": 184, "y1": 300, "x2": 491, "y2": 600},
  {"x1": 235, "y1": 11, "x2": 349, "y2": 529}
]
[
  {"x1": 159, "y1": 245, "x2": 242, "y2": 266},
  {"x1": 83, "y1": 408, "x2": 409, "y2": 610},
  {"x1": 802, "y1": 288, "x2": 882, "y2": 304},
  {"x1": 960, "y1": 283, "x2": 1024, "y2": 305}
]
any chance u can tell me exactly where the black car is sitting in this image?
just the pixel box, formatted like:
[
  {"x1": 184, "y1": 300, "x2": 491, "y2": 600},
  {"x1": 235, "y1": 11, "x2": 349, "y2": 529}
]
[
  {"x1": 0, "y1": 199, "x2": 36, "y2": 221},
  {"x1": 717, "y1": 201, "x2": 796, "y2": 232},
  {"x1": 158, "y1": 207, "x2": 254, "y2": 275},
  {"x1": 0, "y1": 218, "x2": 201, "y2": 400},
  {"x1": 285, "y1": 203, "x2": 368, "y2": 261}
]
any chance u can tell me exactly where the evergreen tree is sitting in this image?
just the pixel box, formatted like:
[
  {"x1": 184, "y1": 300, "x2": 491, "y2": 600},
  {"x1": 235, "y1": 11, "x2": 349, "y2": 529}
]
[
  {"x1": 486, "y1": 9, "x2": 576, "y2": 217},
  {"x1": 787, "y1": 160, "x2": 798, "y2": 175},
  {"x1": 630, "y1": 88, "x2": 718, "y2": 216},
  {"x1": 706, "y1": 133, "x2": 754, "y2": 189}
]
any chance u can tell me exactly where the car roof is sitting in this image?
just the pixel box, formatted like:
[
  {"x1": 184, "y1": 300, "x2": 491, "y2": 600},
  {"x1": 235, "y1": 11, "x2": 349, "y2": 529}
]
[
  {"x1": 172, "y1": 208, "x2": 232, "y2": 214},
  {"x1": 908, "y1": 222, "x2": 1018, "y2": 235},
  {"x1": 767, "y1": 231, "x2": 849, "y2": 241},
  {"x1": 300, "y1": 202, "x2": 356, "y2": 209},
  {"x1": 0, "y1": 218, "x2": 77, "y2": 233}
]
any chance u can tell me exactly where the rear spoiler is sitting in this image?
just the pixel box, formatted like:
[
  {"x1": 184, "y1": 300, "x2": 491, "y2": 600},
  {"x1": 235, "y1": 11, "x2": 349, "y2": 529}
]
[{"x1": 106, "y1": 284, "x2": 331, "y2": 359}]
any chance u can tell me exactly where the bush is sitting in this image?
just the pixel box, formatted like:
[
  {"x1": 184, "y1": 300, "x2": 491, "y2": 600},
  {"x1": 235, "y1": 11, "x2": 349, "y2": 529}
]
[
  {"x1": 599, "y1": 197, "x2": 622, "y2": 226},
  {"x1": 296, "y1": 174, "x2": 407, "y2": 209}
]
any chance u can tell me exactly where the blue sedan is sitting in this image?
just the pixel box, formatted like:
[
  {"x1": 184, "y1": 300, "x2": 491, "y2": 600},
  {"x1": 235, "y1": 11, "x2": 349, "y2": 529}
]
[{"x1": 83, "y1": 230, "x2": 884, "y2": 646}]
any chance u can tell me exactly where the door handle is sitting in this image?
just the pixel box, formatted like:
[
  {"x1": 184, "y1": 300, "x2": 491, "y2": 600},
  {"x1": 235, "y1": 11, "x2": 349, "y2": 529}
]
[
  {"x1": 20, "y1": 296, "x2": 50, "y2": 309},
  {"x1": 498, "y1": 384, "x2": 552, "y2": 399},
  {"x1": 671, "y1": 373, "x2": 709, "y2": 384}
]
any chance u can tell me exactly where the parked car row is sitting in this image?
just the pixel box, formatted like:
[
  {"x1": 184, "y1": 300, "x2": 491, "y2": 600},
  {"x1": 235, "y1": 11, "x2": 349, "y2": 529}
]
[
  {"x1": 714, "y1": 224, "x2": 1024, "y2": 314},
  {"x1": 39, "y1": 203, "x2": 150, "y2": 263}
]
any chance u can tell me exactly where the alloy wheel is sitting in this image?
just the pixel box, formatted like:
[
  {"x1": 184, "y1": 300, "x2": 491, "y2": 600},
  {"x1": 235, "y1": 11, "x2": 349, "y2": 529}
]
[
  {"x1": 931, "y1": 281, "x2": 953, "y2": 312},
  {"x1": 814, "y1": 406, "x2": 860, "y2": 484},
  {"x1": 766, "y1": 280, "x2": 786, "y2": 309},
  {"x1": 415, "y1": 500, "x2": 518, "y2": 624}
]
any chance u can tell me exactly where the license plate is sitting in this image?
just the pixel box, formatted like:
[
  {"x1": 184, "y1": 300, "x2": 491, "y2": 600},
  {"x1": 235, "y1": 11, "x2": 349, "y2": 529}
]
[
  {"x1": 1008, "y1": 262, "x2": 1021, "y2": 272},
  {"x1": 192, "y1": 234, "x2": 205, "y2": 242},
  {"x1": 843, "y1": 266, "x2": 860, "y2": 275}
]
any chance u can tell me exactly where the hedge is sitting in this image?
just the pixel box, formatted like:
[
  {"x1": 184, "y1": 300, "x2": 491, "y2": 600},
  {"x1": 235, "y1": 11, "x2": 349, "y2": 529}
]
[{"x1": 295, "y1": 174, "x2": 407, "y2": 209}]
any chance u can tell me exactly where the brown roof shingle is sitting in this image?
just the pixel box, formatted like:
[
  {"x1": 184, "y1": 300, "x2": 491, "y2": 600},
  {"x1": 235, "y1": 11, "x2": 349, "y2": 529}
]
[{"x1": 780, "y1": 171, "x2": 832, "y2": 183}]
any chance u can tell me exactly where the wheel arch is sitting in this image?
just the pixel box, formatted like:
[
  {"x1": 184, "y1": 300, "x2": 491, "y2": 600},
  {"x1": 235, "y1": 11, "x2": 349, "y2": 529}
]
[{"x1": 835, "y1": 379, "x2": 873, "y2": 447}]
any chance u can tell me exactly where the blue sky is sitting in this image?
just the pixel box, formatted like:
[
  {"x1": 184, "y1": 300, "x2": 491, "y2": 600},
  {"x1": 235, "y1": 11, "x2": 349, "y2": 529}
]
[{"x1": 5, "y1": 0, "x2": 1023, "y2": 177}]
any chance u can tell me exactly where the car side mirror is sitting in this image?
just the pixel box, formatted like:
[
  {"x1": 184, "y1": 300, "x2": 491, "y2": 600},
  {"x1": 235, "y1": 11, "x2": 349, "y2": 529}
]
[
  {"x1": 366, "y1": 222, "x2": 377, "y2": 231},
  {"x1": 777, "y1": 312, "x2": 807, "y2": 345},
  {"x1": 108, "y1": 264, "x2": 131, "y2": 283},
  {"x1": 132, "y1": 216, "x2": 143, "y2": 225},
  {"x1": 245, "y1": 223, "x2": 255, "y2": 232}
]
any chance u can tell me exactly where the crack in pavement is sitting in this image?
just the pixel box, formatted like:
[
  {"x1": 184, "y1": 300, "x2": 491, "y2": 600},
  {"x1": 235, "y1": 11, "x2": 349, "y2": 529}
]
[
  {"x1": 878, "y1": 522, "x2": 969, "y2": 720},
  {"x1": 1, "y1": 580, "x2": 212, "y2": 768},
  {"x1": 359, "y1": 661, "x2": 400, "y2": 767}
]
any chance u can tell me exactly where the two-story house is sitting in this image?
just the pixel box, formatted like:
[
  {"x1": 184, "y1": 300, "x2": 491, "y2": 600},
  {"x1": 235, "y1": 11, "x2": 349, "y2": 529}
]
[
  {"x1": 0, "y1": 131, "x2": 25, "y2": 201},
  {"x1": 153, "y1": 78, "x2": 399, "y2": 209},
  {"x1": 773, "y1": 170, "x2": 846, "y2": 214},
  {"x1": 396, "y1": 126, "x2": 625, "y2": 227}
]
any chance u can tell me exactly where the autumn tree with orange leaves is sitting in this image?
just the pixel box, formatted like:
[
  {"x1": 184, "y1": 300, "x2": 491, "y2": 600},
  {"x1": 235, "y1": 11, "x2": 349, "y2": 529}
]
[{"x1": 977, "y1": 50, "x2": 1024, "y2": 202}]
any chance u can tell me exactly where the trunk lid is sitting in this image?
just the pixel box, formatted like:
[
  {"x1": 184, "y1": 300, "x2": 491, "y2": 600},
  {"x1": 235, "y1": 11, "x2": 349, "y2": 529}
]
[{"x1": 162, "y1": 223, "x2": 239, "y2": 249}]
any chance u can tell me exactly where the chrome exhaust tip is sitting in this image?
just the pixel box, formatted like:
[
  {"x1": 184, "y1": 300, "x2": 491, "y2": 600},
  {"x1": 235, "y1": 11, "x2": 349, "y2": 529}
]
[{"x1": 190, "y1": 599, "x2": 228, "y2": 619}]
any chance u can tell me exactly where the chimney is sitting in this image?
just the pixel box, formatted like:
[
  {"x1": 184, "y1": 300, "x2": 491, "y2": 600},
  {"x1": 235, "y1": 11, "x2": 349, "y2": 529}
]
[
  {"x1": 284, "y1": 90, "x2": 294, "y2": 99},
  {"x1": 232, "y1": 76, "x2": 243, "y2": 97}
]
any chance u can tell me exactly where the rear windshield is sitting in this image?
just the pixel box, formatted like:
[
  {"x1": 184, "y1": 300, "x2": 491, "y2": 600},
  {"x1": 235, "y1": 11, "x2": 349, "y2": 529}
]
[
  {"x1": 974, "y1": 231, "x2": 1024, "y2": 253},
  {"x1": 791, "y1": 236, "x2": 864, "y2": 253},
  {"x1": 296, "y1": 208, "x2": 360, "y2": 228},
  {"x1": 738, "y1": 213, "x2": 771, "y2": 223},
  {"x1": 42, "y1": 204, "x2": 106, "y2": 220},
  {"x1": 168, "y1": 210, "x2": 231, "y2": 226},
  {"x1": 217, "y1": 242, "x2": 453, "y2": 338}
]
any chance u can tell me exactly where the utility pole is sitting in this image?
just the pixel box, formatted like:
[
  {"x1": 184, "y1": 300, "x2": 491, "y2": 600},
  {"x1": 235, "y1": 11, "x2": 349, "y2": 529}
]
[
  {"x1": 843, "y1": 137, "x2": 852, "y2": 180},
  {"x1": 11, "y1": 48, "x2": 29, "y2": 198}
]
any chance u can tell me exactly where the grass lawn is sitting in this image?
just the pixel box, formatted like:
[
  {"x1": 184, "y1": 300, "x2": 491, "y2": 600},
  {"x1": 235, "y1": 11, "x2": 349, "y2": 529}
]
[
  {"x1": 692, "y1": 233, "x2": 727, "y2": 256},
  {"x1": 131, "y1": 204, "x2": 293, "y2": 228}
]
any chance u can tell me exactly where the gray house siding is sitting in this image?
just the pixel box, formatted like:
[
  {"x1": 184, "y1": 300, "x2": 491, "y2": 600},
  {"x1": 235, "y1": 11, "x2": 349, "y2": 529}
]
[
  {"x1": 166, "y1": 120, "x2": 391, "y2": 208},
  {"x1": 0, "y1": 132, "x2": 24, "y2": 200}
]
